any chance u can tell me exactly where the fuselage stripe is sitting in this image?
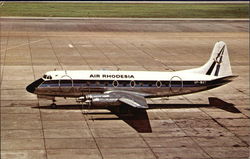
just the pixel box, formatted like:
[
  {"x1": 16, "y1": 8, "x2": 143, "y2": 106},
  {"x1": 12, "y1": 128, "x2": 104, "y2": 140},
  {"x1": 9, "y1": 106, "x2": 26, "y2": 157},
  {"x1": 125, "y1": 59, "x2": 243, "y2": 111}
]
[{"x1": 39, "y1": 80, "x2": 205, "y2": 88}]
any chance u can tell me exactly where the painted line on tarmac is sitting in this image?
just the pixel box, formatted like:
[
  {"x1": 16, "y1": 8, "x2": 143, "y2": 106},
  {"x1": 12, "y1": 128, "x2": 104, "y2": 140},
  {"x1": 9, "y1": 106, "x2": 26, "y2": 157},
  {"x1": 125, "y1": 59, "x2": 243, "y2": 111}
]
[{"x1": 0, "y1": 39, "x2": 46, "y2": 52}]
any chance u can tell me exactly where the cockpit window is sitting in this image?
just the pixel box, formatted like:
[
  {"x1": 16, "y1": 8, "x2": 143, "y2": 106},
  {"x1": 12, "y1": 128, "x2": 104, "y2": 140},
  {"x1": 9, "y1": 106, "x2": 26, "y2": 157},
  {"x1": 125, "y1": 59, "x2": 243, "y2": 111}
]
[{"x1": 43, "y1": 75, "x2": 52, "y2": 80}]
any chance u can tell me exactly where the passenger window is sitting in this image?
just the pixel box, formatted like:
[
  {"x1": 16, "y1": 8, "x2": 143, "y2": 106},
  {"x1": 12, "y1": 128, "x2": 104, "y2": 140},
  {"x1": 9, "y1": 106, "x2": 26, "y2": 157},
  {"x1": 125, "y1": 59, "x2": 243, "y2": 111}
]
[
  {"x1": 130, "y1": 81, "x2": 136, "y2": 87},
  {"x1": 112, "y1": 80, "x2": 119, "y2": 87},
  {"x1": 156, "y1": 81, "x2": 162, "y2": 88}
]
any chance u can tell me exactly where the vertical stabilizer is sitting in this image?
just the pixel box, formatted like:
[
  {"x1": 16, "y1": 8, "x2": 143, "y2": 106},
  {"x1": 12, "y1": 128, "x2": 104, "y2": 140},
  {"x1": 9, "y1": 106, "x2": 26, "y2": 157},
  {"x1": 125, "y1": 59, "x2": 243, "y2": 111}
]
[{"x1": 190, "y1": 41, "x2": 232, "y2": 77}]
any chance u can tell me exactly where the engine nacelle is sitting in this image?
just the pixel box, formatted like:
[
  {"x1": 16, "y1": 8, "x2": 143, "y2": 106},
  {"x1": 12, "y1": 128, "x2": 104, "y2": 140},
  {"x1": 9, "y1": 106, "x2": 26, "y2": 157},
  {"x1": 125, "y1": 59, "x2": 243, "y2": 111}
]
[
  {"x1": 76, "y1": 94, "x2": 121, "y2": 106},
  {"x1": 76, "y1": 96, "x2": 86, "y2": 103}
]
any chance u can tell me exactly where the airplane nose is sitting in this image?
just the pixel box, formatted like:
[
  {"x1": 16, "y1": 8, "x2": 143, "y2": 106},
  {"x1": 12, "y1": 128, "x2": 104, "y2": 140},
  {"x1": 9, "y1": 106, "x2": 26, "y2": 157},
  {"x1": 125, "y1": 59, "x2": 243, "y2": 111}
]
[
  {"x1": 26, "y1": 78, "x2": 44, "y2": 93},
  {"x1": 26, "y1": 83, "x2": 35, "y2": 93}
]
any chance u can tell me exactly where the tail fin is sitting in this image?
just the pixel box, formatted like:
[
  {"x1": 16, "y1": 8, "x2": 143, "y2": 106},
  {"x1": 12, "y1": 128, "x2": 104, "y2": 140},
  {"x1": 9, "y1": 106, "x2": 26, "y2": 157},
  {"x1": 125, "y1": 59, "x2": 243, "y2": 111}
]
[{"x1": 191, "y1": 41, "x2": 232, "y2": 77}]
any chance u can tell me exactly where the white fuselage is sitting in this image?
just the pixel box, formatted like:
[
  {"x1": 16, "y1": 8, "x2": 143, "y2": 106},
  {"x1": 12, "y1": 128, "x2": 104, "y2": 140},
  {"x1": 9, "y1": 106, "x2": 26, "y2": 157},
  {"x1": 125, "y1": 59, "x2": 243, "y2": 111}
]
[
  {"x1": 26, "y1": 41, "x2": 236, "y2": 108},
  {"x1": 32, "y1": 69, "x2": 231, "y2": 99}
]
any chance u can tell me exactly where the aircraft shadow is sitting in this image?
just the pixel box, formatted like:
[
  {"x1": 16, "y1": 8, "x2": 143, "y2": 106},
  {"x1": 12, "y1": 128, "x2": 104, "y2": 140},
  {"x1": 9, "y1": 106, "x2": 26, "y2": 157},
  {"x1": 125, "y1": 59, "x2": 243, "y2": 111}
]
[
  {"x1": 108, "y1": 106, "x2": 152, "y2": 133},
  {"x1": 33, "y1": 97, "x2": 241, "y2": 133},
  {"x1": 148, "y1": 97, "x2": 241, "y2": 113}
]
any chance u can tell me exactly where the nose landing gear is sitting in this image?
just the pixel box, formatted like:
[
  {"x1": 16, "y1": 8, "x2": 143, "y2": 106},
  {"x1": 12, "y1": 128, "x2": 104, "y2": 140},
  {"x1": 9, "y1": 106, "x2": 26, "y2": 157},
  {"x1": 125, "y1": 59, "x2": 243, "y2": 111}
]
[{"x1": 51, "y1": 99, "x2": 57, "y2": 109}]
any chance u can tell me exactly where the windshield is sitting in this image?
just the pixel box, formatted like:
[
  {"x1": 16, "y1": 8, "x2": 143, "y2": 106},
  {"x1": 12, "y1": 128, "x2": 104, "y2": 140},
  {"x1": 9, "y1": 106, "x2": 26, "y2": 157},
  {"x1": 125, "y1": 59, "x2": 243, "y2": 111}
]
[{"x1": 43, "y1": 74, "x2": 52, "y2": 80}]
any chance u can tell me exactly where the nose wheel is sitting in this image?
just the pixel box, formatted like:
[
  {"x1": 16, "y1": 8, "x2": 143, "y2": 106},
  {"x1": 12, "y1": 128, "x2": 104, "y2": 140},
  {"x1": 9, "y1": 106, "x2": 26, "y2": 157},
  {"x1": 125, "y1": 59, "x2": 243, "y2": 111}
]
[{"x1": 51, "y1": 99, "x2": 57, "y2": 109}]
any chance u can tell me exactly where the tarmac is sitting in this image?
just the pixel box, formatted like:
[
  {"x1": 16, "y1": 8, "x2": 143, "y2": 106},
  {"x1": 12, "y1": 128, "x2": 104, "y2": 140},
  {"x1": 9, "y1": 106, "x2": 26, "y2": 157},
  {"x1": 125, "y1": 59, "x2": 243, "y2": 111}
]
[{"x1": 0, "y1": 18, "x2": 249, "y2": 159}]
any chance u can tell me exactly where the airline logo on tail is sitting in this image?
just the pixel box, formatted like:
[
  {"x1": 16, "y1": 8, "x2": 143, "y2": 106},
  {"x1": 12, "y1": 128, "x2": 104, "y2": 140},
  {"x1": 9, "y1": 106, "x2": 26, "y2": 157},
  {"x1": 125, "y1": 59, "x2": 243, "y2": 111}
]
[{"x1": 206, "y1": 45, "x2": 225, "y2": 76}]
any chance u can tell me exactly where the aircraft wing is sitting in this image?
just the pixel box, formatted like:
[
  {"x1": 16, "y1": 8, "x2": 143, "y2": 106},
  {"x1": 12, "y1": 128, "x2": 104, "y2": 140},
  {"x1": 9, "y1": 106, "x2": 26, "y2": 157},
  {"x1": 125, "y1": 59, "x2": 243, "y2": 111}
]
[
  {"x1": 105, "y1": 91, "x2": 148, "y2": 109},
  {"x1": 119, "y1": 95, "x2": 148, "y2": 109}
]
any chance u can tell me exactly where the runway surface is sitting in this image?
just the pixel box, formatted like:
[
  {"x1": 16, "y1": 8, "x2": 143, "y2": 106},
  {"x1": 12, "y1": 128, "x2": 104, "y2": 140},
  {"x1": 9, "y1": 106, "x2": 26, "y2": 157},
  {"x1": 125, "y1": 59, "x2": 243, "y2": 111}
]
[{"x1": 1, "y1": 18, "x2": 249, "y2": 159}]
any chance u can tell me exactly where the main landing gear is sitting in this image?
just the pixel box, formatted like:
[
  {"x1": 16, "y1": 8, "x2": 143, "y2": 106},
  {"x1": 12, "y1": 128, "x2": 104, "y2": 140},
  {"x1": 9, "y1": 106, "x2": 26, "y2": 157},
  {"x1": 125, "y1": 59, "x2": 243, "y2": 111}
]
[{"x1": 51, "y1": 99, "x2": 57, "y2": 109}]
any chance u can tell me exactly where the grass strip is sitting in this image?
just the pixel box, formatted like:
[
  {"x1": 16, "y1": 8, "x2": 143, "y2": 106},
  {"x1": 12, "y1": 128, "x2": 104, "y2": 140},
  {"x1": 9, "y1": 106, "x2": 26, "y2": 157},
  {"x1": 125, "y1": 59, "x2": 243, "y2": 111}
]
[{"x1": 1, "y1": 2, "x2": 248, "y2": 18}]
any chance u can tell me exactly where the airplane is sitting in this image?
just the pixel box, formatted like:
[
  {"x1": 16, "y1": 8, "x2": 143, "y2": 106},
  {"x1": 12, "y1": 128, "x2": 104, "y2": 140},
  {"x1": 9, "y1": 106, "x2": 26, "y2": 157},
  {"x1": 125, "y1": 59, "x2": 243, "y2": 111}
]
[{"x1": 26, "y1": 41, "x2": 237, "y2": 109}]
